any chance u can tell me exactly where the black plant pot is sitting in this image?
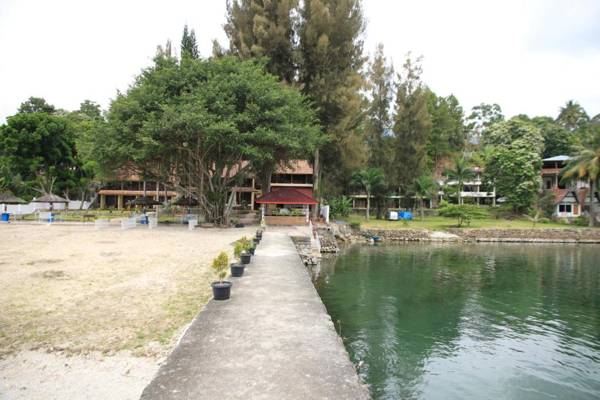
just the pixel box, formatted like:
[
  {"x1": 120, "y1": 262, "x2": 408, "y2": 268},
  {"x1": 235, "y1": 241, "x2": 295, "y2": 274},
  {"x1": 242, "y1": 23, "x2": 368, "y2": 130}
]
[
  {"x1": 230, "y1": 263, "x2": 245, "y2": 277},
  {"x1": 241, "y1": 252, "x2": 251, "y2": 264},
  {"x1": 253, "y1": 237, "x2": 260, "y2": 245},
  {"x1": 248, "y1": 246, "x2": 255, "y2": 255},
  {"x1": 256, "y1": 230, "x2": 263, "y2": 238},
  {"x1": 211, "y1": 281, "x2": 232, "y2": 300}
]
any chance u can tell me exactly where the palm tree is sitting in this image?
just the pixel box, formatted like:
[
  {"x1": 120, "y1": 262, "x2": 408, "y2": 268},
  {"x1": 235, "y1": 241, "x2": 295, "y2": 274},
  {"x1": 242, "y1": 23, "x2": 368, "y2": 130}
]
[
  {"x1": 445, "y1": 157, "x2": 475, "y2": 205},
  {"x1": 562, "y1": 136, "x2": 600, "y2": 227},
  {"x1": 557, "y1": 100, "x2": 589, "y2": 132},
  {"x1": 411, "y1": 174, "x2": 437, "y2": 220},
  {"x1": 350, "y1": 168, "x2": 386, "y2": 221}
]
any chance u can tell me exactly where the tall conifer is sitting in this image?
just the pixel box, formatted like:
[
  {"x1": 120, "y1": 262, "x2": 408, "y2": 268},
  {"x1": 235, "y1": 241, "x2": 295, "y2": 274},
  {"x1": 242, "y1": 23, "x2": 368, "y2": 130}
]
[{"x1": 392, "y1": 55, "x2": 431, "y2": 193}]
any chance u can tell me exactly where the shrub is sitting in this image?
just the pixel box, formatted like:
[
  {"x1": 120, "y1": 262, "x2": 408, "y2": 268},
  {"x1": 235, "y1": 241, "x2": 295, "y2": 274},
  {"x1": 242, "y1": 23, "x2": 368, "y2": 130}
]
[
  {"x1": 329, "y1": 196, "x2": 352, "y2": 218},
  {"x1": 234, "y1": 236, "x2": 252, "y2": 258},
  {"x1": 573, "y1": 216, "x2": 589, "y2": 226},
  {"x1": 438, "y1": 204, "x2": 488, "y2": 227},
  {"x1": 212, "y1": 252, "x2": 229, "y2": 282}
]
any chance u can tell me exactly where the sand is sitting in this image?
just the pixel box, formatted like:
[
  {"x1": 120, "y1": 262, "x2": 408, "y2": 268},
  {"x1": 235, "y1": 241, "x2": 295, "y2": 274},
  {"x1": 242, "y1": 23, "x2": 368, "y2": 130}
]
[{"x1": 0, "y1": 223, "x2": 254, "y2": 399}]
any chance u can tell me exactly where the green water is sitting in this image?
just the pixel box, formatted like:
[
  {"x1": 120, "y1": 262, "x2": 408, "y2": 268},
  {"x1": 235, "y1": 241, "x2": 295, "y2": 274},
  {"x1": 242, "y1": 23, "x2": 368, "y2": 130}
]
[{"x1": 316, "y1": 244, "x2": 600, "y2": 400}]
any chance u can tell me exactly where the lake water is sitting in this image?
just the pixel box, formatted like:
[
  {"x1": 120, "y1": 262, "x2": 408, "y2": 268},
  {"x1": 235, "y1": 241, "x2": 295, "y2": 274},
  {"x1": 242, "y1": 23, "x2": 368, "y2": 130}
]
[{"x1": 315, "y1": 244, "x2": 600, "y2": 400}]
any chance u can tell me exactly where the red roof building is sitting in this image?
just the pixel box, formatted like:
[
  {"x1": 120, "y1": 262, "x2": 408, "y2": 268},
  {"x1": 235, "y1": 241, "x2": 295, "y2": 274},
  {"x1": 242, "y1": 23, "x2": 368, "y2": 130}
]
[{"x1": 256, "y1": 187, "x2": 318, "y2": 205}]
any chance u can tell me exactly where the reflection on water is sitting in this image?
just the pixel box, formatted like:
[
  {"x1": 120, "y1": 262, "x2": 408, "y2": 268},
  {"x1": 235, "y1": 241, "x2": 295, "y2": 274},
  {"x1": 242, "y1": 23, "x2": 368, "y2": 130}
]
[{"x1": 316, "y1": 244, "x2": 600, "y2": 400}]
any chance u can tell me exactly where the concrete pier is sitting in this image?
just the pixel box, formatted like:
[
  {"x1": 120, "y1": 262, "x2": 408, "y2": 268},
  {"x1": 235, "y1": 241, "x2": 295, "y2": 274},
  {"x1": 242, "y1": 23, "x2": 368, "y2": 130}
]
[{"x1": 141, "y1": 230, "x2": 369, "y2": 400}]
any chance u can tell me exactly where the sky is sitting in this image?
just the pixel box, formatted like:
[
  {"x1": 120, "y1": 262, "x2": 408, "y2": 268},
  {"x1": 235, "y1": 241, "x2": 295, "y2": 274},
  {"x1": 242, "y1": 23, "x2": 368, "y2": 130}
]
[{"x1": 0, "y1": 0, "x2": 599, "y2": 123}]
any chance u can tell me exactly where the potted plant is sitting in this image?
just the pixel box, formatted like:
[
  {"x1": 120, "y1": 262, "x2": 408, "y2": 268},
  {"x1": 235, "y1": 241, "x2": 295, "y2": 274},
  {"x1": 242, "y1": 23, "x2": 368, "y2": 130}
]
[
  {"x1": 211, "y1": 252, "x2": 232, "y2": 300},
  {"x1": 256, "y1": 229, "x2": 263, "y2": 239},
  {"x1": 231, "y1": 240, "x2": 247, "y2": 276}
]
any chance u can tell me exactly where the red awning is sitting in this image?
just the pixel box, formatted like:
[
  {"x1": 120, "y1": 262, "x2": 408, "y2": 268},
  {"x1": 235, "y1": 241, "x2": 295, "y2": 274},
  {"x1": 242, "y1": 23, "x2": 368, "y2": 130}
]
[{"x1": 256, "y1": 187, "x2": 318, "y2": 205}]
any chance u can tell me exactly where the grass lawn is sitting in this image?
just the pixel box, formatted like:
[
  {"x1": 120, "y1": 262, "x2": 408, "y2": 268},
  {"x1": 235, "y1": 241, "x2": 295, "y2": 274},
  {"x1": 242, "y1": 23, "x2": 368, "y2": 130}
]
[{"x1": 343, "y1": 214, "x2": 577, "y2": 230}]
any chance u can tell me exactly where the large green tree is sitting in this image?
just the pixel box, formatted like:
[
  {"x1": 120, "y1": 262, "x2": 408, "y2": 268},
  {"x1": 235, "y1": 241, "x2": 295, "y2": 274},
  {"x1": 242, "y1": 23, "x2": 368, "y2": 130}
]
[
  {"x1": 225, "y1": 0, "x2": 297, "y2": 83},
  {"x1": 466, "y1": 102, "x2": 504, "y2": 145},
  {"x1": 426, "y1": 91, "x2": 466, "y2": 170},
  {"x1": 529, "y1": 116, "x2": 574, "y2": 157},
  {"x1": 483, "y1": 118, "x2": 543, "y2": 213},
  {"x1": 298, "y1": 0, "x2": 367, "y2": 197},
  {"x1": 392, "y1": 55, "x2": 431, "y2": 193},
  {"x1": 557, "y1": 100, "x2": 589, "y2": 132},
  {"x1": 365, "y1": 43, "x2": 394, "y2": 174},
  {"x1": 18, "y1": 96, "x2": 56, "y2": 114},
  {"x1": 87, "y1": 54, "x2": 321, "y2": 225},
  {"x1": 0, "y1": 108, "x2": 79, "y2": 199}
]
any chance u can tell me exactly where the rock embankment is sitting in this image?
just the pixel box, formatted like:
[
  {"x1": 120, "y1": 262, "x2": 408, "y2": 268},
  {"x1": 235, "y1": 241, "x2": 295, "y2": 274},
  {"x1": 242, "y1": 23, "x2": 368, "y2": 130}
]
[
  {"x1": 447, "y1": 228, "x2": 600, "y2": 243},
  {"x1": 351, "y1": 227, "x2": 600, "y2": 243}
]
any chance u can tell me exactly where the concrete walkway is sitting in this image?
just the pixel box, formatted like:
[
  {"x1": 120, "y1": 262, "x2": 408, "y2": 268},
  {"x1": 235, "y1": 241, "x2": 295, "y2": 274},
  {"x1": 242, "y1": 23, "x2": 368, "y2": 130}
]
[{"x1": 141, "y1": 230, "x2": 369, "y2": 400}]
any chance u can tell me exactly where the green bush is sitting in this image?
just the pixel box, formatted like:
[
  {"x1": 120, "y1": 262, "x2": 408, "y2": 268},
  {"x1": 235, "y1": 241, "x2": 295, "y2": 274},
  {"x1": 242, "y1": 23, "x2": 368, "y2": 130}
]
[
  {"x1": 438, "y1": 204, "x2": 488, "y2": 227},
  {"x1": 573, "y1": 216, "x2": 589, "y2": 226},
  {"x1": 349, "y1": 222, "x2": 361, "y2": 230},
  {"x1": 233, "y1": 236, "x2": 252, "y2": 257},
  {"x1": 212, "y1": 252, "x2": 229, "y2": 282},
  {"x1": 329, "y1": 196, "x2": 352, "y2": 218}
]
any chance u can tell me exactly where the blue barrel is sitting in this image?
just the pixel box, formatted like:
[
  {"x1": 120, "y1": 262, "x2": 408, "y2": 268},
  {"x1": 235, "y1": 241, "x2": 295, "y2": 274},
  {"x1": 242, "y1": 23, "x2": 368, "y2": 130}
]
[
  {"x1": 1, "y1": 213, "x2": 9, "y2": 222},
  {"x1": 48, "y1": 214, "x2": 54, "y2": 223}
]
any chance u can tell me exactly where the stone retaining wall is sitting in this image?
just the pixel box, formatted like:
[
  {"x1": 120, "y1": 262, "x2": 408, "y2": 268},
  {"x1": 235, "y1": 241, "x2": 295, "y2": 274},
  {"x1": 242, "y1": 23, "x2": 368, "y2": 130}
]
[
  {"x1": 359, "y1": 228, "x2": 430, "y2": 241},
  {"x1": 447, "y1": 228, "x2": 600, "y2": 243},
  {"x1": 354, "y1": 227, "x2": 600, "y2": 243}
]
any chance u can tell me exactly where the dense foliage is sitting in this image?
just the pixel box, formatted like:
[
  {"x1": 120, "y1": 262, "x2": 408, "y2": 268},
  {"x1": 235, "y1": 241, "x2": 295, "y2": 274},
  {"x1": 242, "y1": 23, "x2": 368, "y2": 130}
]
[{"x1": 85, "y1": 55, "x2": 320, "y2": 224}]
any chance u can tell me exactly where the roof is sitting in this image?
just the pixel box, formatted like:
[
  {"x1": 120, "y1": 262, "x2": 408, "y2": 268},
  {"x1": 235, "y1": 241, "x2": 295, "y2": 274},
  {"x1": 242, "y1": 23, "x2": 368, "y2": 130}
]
[
  {"x1": 551, "y1": 189, "x2": 569, "y2": 204},
  {"x1": 0, "y1": 193, "x2": 26, "y2": 204},
  {"x1": 550, "y1": 188, "x2": 600, "y2": 205},
  {"x1": 256, "y1": 187, "x2": 318, "y2": 205},
  {"x1": 32, "y1": 193, "x2": 68, "y2": 203},
  {"x1": 542, "y1": 155, "x2": 571, "y2": 162},
  {"x1": 576, "y1": 188, "x2": 600, "y2": 204},
  {"x1": 275, "y1": 160, "x2": 313, "y2": 175},
  {"x1": 127, "y1": 196, "x2": 163, "y2": 206}
]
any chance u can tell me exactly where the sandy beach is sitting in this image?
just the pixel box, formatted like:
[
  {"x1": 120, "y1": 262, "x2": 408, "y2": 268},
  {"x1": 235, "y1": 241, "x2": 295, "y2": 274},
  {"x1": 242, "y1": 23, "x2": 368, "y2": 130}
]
[{"x1": 0, "y1": 223, "x2": 253, "y2": 399}]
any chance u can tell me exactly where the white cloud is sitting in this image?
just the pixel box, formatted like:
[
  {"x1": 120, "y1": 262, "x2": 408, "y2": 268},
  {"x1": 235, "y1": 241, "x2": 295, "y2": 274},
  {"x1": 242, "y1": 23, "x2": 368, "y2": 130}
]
[{"x1": 0, "y1": 0, "x2": 598, "y2": 123}]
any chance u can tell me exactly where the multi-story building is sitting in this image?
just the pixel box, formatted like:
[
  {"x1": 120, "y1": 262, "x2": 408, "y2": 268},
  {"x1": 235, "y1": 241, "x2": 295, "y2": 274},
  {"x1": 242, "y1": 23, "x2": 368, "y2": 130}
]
[
  {"x1": 98, "y1": 171, "x2": 177, "y2": 209},
  {"x1": 541, "y1": 155, "x2": 598, "y2": 219},
  {"x1": 440, "y1": 167, "x2": 496, "y2": 205},
  {"x1": 98, "y1": 160, "x2": 314, "y2": 211}
]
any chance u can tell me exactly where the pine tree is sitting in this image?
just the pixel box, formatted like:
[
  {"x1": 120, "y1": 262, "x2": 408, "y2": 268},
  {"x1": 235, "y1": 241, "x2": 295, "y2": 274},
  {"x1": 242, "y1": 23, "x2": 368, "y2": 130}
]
[
  {"x1": 392, "y1": 54, "x2": 432, "y2": 193},
  {"x1": 298, "y1": 0, "x2": 367, "y2": 196},
  {"x1": 181, "y1": 24, "x2": 199, "y2": 59},
  {"x1": 426, "y1": 91, "x2": 466, "y2": 171},
  {"x1": 225, "y1": 0, "x2": 297, "y2": 82},
  {"x1": 365, "y1": 44, "x2": 394, "y2": 173}
]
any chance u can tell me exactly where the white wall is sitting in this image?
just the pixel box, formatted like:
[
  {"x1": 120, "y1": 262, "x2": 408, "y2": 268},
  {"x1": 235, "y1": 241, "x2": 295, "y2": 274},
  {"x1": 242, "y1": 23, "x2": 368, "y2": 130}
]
[{"x1": 2, "y1": 201, "x2": 91, "y2": 214}]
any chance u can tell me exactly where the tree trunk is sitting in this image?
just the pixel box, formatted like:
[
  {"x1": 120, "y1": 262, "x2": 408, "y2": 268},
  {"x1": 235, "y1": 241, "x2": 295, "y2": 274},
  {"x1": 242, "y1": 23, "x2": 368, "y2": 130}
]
[
  {"x1": 79, "y1": 188, "x2": 86, "y2": 210},
  {"x1": 260, "y1": 170, "x2": 272, "y2": 195},
  {"x1": 420, "y1": 198, "x2": 424, "y2": 220},
  {"x1": 590, "y1": 179, "x2": 595, "y2": 227},
  {"x1": 458, "y1": 183, "x2": 463, "y2": 205},
  {"x1": 366, "y1": 192, "x2": 370, "y2": 221},
  {"x1": 312, "y1": 147, "x2": 320, "y2": 220}
]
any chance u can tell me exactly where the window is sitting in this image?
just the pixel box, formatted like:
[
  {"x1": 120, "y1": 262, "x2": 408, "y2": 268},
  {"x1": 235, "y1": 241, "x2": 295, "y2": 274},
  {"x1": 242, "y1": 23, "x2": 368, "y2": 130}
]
[{"x1": 558, "y1": 204, "x2": 572, "y2": 213}]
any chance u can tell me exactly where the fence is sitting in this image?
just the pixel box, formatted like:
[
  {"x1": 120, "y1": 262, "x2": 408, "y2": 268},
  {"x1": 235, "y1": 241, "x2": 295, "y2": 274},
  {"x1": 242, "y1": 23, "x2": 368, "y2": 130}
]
[{"x1": 121, "y1": 217, "x2": 136, "y2": 230}]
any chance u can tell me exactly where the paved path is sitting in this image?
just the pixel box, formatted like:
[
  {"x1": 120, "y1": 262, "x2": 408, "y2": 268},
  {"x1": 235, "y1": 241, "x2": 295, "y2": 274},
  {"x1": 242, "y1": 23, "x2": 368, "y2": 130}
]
[{"x1": 141, "y1": 231, "x2": 369, "y2": 400}]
